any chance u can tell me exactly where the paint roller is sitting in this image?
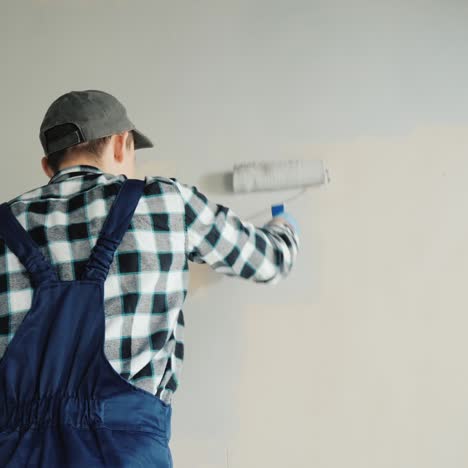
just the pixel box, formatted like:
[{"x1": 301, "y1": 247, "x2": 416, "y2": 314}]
[{"x1": 232, "y1": 160, "x2": 330, "y2": 219}]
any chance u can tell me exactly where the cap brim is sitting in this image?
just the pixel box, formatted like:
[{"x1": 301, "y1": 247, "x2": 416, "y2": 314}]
[{"x1": 132, "y1": 129, "x2": 154, "y2": 150}]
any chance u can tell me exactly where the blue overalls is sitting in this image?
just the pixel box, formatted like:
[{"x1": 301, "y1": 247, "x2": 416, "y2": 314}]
[{"x1": 0, "y1": 179, "x2": 173, "y2": 467}]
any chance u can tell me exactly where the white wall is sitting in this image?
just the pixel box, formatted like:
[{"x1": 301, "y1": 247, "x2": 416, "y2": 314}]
[{"x1": 2, "y1": 1, "x2": 468, "y2": 467}]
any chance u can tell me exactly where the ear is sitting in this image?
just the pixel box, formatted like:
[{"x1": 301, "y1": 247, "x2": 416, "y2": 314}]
[
  {"x1": 41, "y1": 157, "x2": 54, "y2": 178},
  {"x1": 123, "y1": 130, "x2": 132, "y2": 148},
  {"x1": 113, "y1": 132, "x2": 130, "y2": 163}
]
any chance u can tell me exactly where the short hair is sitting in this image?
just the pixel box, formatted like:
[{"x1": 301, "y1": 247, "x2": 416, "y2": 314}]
[{"x1": 46, "y1": 124, "x2": 134, "y2": 173}]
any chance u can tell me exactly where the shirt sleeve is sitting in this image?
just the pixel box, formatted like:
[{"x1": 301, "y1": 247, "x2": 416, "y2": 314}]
[{"x1": 172, "y1": 179, "x2": 299, "y2": 284}]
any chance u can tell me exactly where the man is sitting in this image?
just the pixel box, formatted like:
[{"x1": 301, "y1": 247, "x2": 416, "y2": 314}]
[{"x1": 0, "y1": 90, "x2": 299, "y2": 467}]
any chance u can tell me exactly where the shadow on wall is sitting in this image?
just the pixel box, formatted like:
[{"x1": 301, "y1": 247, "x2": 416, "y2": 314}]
[
  {"x1": 198, "y1": 172, "x2": 233, "y2": 195},
  {"x1": 187, "y1": 262, "x2": 224, "y2": 297}
]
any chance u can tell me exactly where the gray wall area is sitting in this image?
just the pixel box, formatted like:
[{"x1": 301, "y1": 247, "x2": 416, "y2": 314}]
[{"x1": 2, "y1": 1, "x2": 468, "y2": 467}]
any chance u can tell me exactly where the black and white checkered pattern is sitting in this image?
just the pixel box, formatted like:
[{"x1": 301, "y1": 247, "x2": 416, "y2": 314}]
[{"x1": 0, "y1": 165, "x2": 299, "y2": 404}]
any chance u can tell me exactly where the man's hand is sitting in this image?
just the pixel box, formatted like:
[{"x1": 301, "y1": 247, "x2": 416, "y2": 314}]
[{"x1": 269, "y1": 211, "x2": 300, "y2": 235}]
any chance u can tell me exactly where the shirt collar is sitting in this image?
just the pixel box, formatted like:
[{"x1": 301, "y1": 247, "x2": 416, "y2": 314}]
[{"x1": 48, "y1": 165, "x2": 104, "y2": 184}]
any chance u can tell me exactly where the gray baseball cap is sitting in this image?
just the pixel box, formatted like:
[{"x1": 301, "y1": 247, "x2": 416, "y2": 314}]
[{"x1": 39, "y1": 89, "x2": 154, "y2": 156}]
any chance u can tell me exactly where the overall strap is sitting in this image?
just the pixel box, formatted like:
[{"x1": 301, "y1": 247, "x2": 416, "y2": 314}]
[
  {"x1": 81, "y1": 179, "x2": 146, "y2": 282},
  {"x1": 0, "y1": 204, "x2": 58, "y2": 287}
]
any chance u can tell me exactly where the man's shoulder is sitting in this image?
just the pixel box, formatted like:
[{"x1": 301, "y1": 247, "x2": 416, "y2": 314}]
[
  {"x1": 143, "y1": 175, "x2": 185, "y2": 195},
  {"x1": 144, "y1": 175, "x2": 176, "y2": 186},
  {"x1": 4, "y1": 175, "x2": 188, "y2": 212},
  {"x1": 4, "y1": 184, "x2": 51, "y2": 212}
]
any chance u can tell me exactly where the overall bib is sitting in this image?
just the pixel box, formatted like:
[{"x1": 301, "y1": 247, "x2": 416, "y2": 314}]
[{"x1": 0, "y1": 179, "x2": 173, "y2": 467}]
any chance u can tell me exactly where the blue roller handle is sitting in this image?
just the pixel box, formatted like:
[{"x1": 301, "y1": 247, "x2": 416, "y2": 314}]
[
  {"x1": 271, "y1": 204, "x2": 285, "y2": 217},
  {"x1": 271, "y1": 204, "x2": 300, "y2": 234}
]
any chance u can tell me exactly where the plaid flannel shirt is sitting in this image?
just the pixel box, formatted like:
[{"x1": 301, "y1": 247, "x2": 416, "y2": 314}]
[{"x1": 0, "y1": 165, "x2": 299, "y2": 404}]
